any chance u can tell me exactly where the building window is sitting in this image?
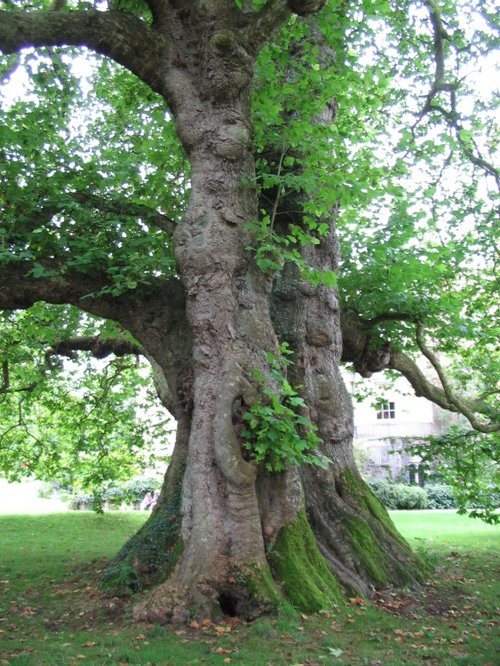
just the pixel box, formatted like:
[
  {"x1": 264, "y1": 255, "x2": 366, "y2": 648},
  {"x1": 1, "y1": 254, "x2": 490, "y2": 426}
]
[{"x1": 376, "y1": 401, "x2": 396, "y2": 420}]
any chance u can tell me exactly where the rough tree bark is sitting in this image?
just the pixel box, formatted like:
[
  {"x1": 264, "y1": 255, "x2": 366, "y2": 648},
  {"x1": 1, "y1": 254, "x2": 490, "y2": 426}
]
[
  {"x1": 0, "y1": 1, "x2": 426, "y2": 622},
  {"x1": 272, "y1": 241, "x2": 422, "y2": 598}
]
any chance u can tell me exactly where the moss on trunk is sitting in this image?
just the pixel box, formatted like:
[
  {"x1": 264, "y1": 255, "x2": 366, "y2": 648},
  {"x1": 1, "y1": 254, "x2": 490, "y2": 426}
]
[
  {"x1": 101, "y1": 458, "x2": 185, "y2": 595},
  {"x1": 270, "y1": 510, "x2": 343, "y2": 612},
  {"x1": 338, "y1": 468, "x2": 429, "y2": 588},
  {"x1": 339, "y1": 468, "x2": 409, "y2": 545}
]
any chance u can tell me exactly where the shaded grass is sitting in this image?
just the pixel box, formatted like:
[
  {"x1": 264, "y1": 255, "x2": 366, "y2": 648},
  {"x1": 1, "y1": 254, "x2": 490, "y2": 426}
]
[{"x1": 0, "y1": 510, "x2": 498, "y2": 665}]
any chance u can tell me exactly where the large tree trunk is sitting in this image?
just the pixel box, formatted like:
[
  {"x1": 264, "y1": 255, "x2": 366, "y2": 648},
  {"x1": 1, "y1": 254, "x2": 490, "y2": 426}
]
[
  {"x1": 100, "y1": 9, "x2": 424, "y2": 622},
  {"x1": 101, "y1": 221, "x2": 424, "y2": 622},
  {"x1": 111, "y1": 18, "x2": 308, "y2": 621}
]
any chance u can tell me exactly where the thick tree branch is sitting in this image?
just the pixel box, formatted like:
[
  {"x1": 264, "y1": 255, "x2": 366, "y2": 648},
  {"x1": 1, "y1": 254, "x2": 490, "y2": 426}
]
[
  {"x1": 388, "y1": 348, "x2": 495, "y2": 420},
  {"x1": 49, "y1": 335, "x2": 143, "y2": 360},
  {"x1": 341, "y1": 309, "x2": 499, "y2": 433},
  {"x1": 245, "y1": 0, "x2": 326, "y2": 50},
  {"x1": 0, "y1": 9, "x2": 168, "y2": 96},
  {"x1": 414, "y1": 324, "x2": 499, "y2": 433},
  {"x1": 2, "y1": 187, "x2": 177, "y2": 245},
  {"x1": 246, "y1": 0, "x2": 290, "y2": 48},
  {"x1": 0, "y1": 262, "x2": 112, "y2": 312},
  {"x1": 359, "y1": 312, "x2": 417, "y2": 328},
  {"x1": 0, "y1": 360, "x2": 9, "y2": 393},
  {"x1": 70, "y1": 191, "x2": 177, "y2": 235}
]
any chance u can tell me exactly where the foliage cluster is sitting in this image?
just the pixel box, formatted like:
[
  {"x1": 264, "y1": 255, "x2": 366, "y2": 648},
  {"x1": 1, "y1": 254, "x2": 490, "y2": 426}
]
[
  {"x1": 0, "y1": 305, "x2": 172, "y2": 499},
  {"x1": 241, "y1": 344, "x2": 329, "y2": 472},
  {"x1": 0, "y1": 0, "x2": 498, "y2": 509},
  {"x1": 405, "y1": 428, "x2": 500, "y2": 523}
]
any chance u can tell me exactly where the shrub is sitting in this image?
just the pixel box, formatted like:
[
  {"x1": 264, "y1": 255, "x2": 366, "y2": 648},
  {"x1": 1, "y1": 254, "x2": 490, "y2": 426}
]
[
  {"x1": 366, "y1": 479, "x2": 427, "y2": 510},
  {"x1": 425, "y1": 483, "x2": 457, "y2": 509},
  {"x1": 68, "y1": 478, "x2": 160, "y2": 511},
  {"x1": 117, "y1": 478, "x2": 160, "y2": 506},
  {"x1": 68, "y1": 493, "x2": 94, "y2": 510},
  {"x1": 393, "y1": 483, "x2": 427, "y2": 509},
  {"x1": 367, "y1": 479, "x2": 398, "y2": 510}
]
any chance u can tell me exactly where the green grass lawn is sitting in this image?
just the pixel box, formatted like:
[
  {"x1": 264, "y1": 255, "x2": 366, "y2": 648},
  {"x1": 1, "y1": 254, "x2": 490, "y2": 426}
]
[{"x1": 0, "y1": 510, "x2": 498, "y2": 665}]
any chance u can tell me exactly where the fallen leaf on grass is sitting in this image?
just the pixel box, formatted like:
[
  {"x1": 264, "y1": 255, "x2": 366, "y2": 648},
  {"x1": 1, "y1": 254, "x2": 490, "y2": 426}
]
[
  {"x1": 325, "y1": 647, "x2": 343, "y2": 657},
  {"x1": 214, "y1": 648, "x2": 232, "y2": 654},
  {"x1": 349, "y1": 596, "x2": 365, "y2": 606},
  {"x1": 82, "y1": 642, "x2": 97, "y2": 648}
]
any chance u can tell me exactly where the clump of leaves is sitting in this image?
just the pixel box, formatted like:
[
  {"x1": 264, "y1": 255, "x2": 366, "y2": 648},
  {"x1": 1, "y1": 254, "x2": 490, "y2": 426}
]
[
  {"x1": 405, "y1": 427, "x2": 500, "y2": 524},
  {"x1": 241, "y1": 343, "x2": 330, "y2": 472},
  {"x1": 246, "y1": 214, "x2": 337, "y2": 287}
]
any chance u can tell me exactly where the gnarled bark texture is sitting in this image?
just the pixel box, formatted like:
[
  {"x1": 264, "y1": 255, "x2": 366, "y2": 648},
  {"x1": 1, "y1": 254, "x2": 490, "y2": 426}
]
[{"x1": 272, "y1": 237, "x2": 423, "y2": 597}]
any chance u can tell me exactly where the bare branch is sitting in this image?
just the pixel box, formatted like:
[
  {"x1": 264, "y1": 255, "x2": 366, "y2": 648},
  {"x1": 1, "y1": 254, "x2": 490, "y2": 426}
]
[{"x1": 417, "y1": 0, "x2": 500, "y2": 188}]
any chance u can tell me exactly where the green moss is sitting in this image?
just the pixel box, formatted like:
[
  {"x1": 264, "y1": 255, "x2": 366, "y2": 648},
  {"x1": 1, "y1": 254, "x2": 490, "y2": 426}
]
[
  {"x1": 101, "y1": 460, "x2": 185, "y2": 595},
  {"x1": 344, "y1": 515, "x2": 391, "y2": 586},
  {"x1": 340, "y1": 469, "x2": 410, "y2": 546},
  {"x1": 246, "y1": 563, "x2": 286, "y2": 609},
  {"x1": 340, "y1": 469, "x2": 429, "y2": 585},
  {"x1": 270, "y1": 510, "x2": 342, "y2": 612}
]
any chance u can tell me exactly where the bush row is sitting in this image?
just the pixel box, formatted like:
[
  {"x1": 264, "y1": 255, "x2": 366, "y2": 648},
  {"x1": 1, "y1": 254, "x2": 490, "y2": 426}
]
[
  {"x1": 366, "y1": 479, "x2": 457, "y2": 510},
  {"x1": 69, "y1": 478, "x2": 160, "y2": 511}
]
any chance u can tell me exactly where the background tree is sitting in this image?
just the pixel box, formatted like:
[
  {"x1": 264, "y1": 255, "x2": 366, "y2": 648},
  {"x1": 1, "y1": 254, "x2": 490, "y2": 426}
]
[{"x1": 0, "y1": 0, "x2": 498, "y2": 621}]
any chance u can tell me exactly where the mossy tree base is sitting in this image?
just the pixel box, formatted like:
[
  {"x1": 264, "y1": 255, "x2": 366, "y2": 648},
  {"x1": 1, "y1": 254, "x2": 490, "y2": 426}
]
[
  {"x1": 270, "y1": 510, "x2": 343, "y2": 612},
  {"x1": 131, "y1": 510, "x2": 343, "y2": 623},
  {"x1": 101, "y1": 435, "x2": 187, "y2": 597},
  {"x1": 302, "y1": 464, "x2": 429, "y2": 596},
  {"x1": 131, "y1": 557, "x2": 285, "y2": 624}
]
